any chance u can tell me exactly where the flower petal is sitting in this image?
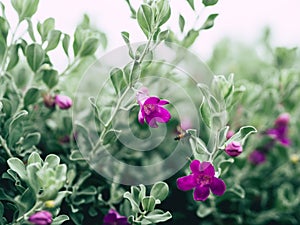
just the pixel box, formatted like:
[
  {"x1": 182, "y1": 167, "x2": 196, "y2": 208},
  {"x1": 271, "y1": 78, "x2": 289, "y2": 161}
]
[
  {"x1": 190, "y1": 160, "x2": 200, "y2": 174},
  {"x1": 138, "y1": 109, "x2": 144, "y2": 124},
  {"x1": 155, "y1": 107, "x2": 171, "y2": 123},
  {"x1": 146, "y1": 116, "x2": 158, "y2": 128},
  {"x1": 200, "y1": 162, "x2": 215, "y2": 176},
  {"x1": 158, "y1": 99, "x2": 169, "y2": 105},
  {"x1": 194, "y1": 185, "x2": 210, "y2": 201},
  {"x1": 117, "y1": 217, "x2": 130, "y2": 225},
  {"x1": 176, "y1": 174, "x2": 196, "y2": 191},
  {"x1": 210, "y1": 177, "x2": 226, "y2": 196},
  {"x1": 103, "y1": 213, "x2": 117, "y2": 223},
  {"x1": 144, "y1": 96, "x2": 160, "y2": 105}
]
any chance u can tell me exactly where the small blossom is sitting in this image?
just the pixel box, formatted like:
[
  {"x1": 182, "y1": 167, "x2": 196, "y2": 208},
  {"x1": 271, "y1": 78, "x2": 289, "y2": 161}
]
[
  {"x1": 136, "y1": 87, "x2": 171, "y2": 128},
  {"x1": 266, "y1": 113, "x2": 290, "y2": 146},
  {"x1": 28, "y1": 211, "x2": 52, "y2": 225},
  {"x1": 290, "y1": 154, "x2": 299, "y2": 164},
  {"x1": 103, "y1": 209, "x2": 130, "y2": 225},
  {"x1": 248, "y1": 150, "x2": 266, "y2": 165},
  {"x1": 44, "y1": 200, "x2": 55, "y2": 208},
  {"x1": 226, "y1": 130, "x2": 234, "y2": 140},
  {"x1": 176, "y1": 160, "x2": 226, "y2": 201},
  {"x1": 225, "y1": 141, "x2": 243, "y2": 157},
  {"x1": 55, "y1": 94, "x2": 72, "y2": 110}
]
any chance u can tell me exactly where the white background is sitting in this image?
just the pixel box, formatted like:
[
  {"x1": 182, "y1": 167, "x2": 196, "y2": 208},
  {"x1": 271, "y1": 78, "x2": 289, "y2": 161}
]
[{"x1": 3, "y1": 0, "x2": 300, "y2": 61}]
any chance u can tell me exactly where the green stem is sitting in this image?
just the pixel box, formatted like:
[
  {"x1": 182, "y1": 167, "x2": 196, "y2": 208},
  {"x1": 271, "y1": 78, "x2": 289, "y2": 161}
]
[
  {"x1": 92, "y1": 30, "x2": 156, "y2": 153},
  {"x1": 0, "y1": 135, "x2": 13, "y2": 158},
  {"x1": 209, "y1": 196, "x2": 223, "y2": 225},
  {"x1": 15, "y1": 201, "x2": 43, "y2": 223}
]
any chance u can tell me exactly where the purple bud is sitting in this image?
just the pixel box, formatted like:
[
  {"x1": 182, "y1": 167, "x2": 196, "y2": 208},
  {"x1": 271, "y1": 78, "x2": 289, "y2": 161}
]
[
  {"x1": 28, "y1": 211, "x2": 52, "y2": 225},
  {"x1": 275, "y1": 113, "x2": 290, "y2": 127},
  {"x1": 55, "y1": 95, "x2": 72, "y2": 110},
  {"x1": 225, "y1": 141, "x2": 243, "y2": 157},
  {"x1": 248, "y1": 150, "x2": 266, "y2": 165},
  {"x1": 226, "y1": 130, "x2": 234, "y2": 140}
]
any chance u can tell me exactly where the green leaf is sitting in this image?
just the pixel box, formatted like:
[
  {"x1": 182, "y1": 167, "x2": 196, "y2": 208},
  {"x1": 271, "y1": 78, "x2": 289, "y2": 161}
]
[
  {"x1": 142, "y1": 196, "x2": 156, "y2": 212},
  {"x1": 51, "y1": 215, "x2": 69, "y2": 225},
  {"x1": 202, "y1": 0, "x2": 218, "y2": 6},
  {"x1": 26, "y1": 19, "x2": 36, "y2": 41},
  {"x1": 201, "y1": 14, "x2": 218, "y2": 30},
  {"x1": 26, "y1": 163, "x2": 41, "y2": 193},
  {"x1": 226, "y1": 126, "x2": 257, "y2": 146},
  {"x1": 121, "y1": 31, "x2": 130, "y2": 44},
  {"x1": 187, "y1": 0, "x2": 195, "y2": 10},
  {"x1": 42, "y1": 68, "x2": 59, "y2": 88},
  {"x1": 137, "y1": 4, "x2": 154, "y2": 38},
  {"x1": 37, "y1": 17, "x2": 55, "y2": 42},
  {"x1": 46, "y1": 30, "x2": 61, "y2": 51},
  {"x1": 9, "y1": 110, "x2": 28, "y2": 134},
  {"x1": 27, "y1": 152, "x2": 42, "y2": 165},
  {"x1": 179, "y1": 14, "x2": 185, "y2": 33},
  {"x1": 103, "y1": 130, "x2": 117, "y2": 145},
  {"x1": 182, "y1": 29, "x2": 199, "y2": 48},
  {"x1": 7, "y1": 44, "x2": 19, "y2": 71},
  {"x1": 156, "y1": 0, "x2": 171, "y2": 26},
  {"x1": 7, "y1": 157, "x2": 27, "y2": 180},
  {"x1": 79, "y1": 37, "x2": 99, "y2": 57},
  {"x1": 22, "y1": 132, "x2": 41, "y2": 150},
  {"x1": 197, "y1": 203, "x2": 213, "y2": 218},
  {"x1": 45, "y1": 154, "x2": 60, "y2": 168},
  {"x1": 200, "y1": 98, "x2": 211, "y2": 128},
  {"x1": 11, "y1": 0, "x2": 40, "y2": 21},
  {"x1": 26, "y1": 43, "x2": 45, "y2": 72},
  {"x1": 24, "y1": 87, "x2": 40, "y2": 107},
  {"x1": 124, "y1": 191, "x2": 141, "y2": 213},
  {"x1": 143, "y1": 209, "x2": 172, "y2": 223},
  {"x1": 157, "y1": 30, "x2": 169, "y2": 42},
  {"x1": 110, "y1": 68, "x2": 127, "y2": 95},
  {"x1": 150, "y1": 182, "x2": 169, "y2": 202},
  {"x1": 0, "y1": 16, "x2": 9, "y2": 45},
  {"x1": 62, "y1": 33, "x2": 70, "y2": 56}
]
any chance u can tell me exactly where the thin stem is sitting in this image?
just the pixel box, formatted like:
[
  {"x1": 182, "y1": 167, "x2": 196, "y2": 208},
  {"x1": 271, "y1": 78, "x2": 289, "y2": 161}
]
[
  {"x1": 0, "y1": 135, "x2": 13, "y2": 158},
  {"x1": 15, "y1": 201, "x2": 43, "y2": 222}
]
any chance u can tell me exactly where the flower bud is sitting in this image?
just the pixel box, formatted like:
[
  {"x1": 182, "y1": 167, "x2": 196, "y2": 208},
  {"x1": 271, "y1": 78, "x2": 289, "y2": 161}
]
[
  {"x1": 44, "y1": 200, "x2": 55, "y2": 208},
  {"x1": 290, "y1": 154, "x2": 299, "y2": 164},
  {"x1": 55, "y1": 94, "x2": 72, "y2": 110},
  {"x1": 225, "y1": 141, "x2": 242, "y2": 157},
  {"x1": 226, "y1": 130, "x2": 234, "y2": 139},
  {"x1": 28, "y1": 211, "x2": 52, "y2": 225},
  {"x1": 275, "y1": 113, "x2": 290, "y2": 127}
]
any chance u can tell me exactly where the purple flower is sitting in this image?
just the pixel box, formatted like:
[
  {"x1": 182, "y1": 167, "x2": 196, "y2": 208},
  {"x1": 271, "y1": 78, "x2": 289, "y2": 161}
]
[
  {"x1": 225, "y1": 141, "x2": 243, "y2": 157},
  {"x1": 266, "y1": 113, "x2": 290, "y2": 146},
  {"x1": 248, "y1": 150, "x2": 266, "y2": 165},
  {"x1": 176, "y1": 160, "x2": 226, "y2": 201},
  {"x1": 136, "y1": 87, "x2": 171, "y2": 128},
  {"x1": 55, "y1": 94, "x2": 72, "y2": 110},
  {"x1": 103, "y1": 209, "x2": 130, "y2": 225},
  {"x1": 28, "y1": 211, "x2": 52, "y2": 225},
  {"x1": 180, "y1": 117, "x2": 193, "y2": 130}
]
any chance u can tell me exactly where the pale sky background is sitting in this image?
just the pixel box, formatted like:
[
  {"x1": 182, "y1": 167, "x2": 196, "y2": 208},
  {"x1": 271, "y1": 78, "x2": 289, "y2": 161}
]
[{"x1": 3, "y1": 0, "x2": 300, "y2": 64}]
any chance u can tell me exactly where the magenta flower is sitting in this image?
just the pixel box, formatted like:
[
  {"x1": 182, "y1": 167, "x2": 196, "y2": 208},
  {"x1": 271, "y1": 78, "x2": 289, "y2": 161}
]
[
  {"x1": 28, "y1": 211, "x2": 52, "y2": 225},
  {"x1": 176, "y1": 160, "x2": 226, "y2": 201},
  {"x1": 55, "y1": 94, "x2": 72, "y2": 110},
  {"x1": 136, "y1": 87, "x2": 171, "y2": 128},
  {"x1": 103, "y1": 209, "x2": 130, "y2": 225},
  {"x1": 266, "y1": 113, "x2": 290, "y2": 146},
  {"x1": 225, "y1": 141, "x2": 243, "y2": 157},
  {"x1": 248, "y1": 150, "x2": 266, "y2": 165},
  {"x1": 43, "y1": 93, "x2": 55, "y2": 109}
]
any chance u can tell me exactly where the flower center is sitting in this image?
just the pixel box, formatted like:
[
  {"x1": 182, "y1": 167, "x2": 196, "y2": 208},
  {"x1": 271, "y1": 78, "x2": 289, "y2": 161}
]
[
  {"x1": 143, "y1": 104, "x2": 157, "y2": 115},
  {"x1": 196, "y1": 174, "x2": 212, "y2": 186}
]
